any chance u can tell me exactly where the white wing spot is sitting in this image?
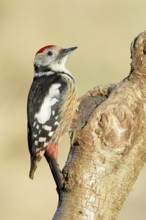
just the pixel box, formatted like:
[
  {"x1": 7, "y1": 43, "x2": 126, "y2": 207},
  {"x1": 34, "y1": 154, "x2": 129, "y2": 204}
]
[
  {"x1": 48, "y1": 131, "x2": 54, "y2": 137},
  {"x1": 36, "y1": 125, "x2": 39, "y2": 129},
  {"x1": 49, "y1": 83, "x2": 61, "y2": 97},
  {"x1": 42, "y1": 125, "x2": 52, "y2": 131},
  {"x1": 35, "y1": 140, "x2": 38, "y2": 146},
  {"x1": 33, "y1": 134, "x2": 37, "y2": 138},
  {"x1": 37, "y1": 150, "x2": 45, "y2": 157},
  {"x1": 54, "y1": 121, "x2": 59, "y2": 126},
  {"x1": 39, "y1": 137, "x2": 47, "y2": 142},
  {"x1": 33, "y1": 122, "x2": 36, "y2": 126},
  {"x1": 35, "y1": 148, "x2": 40, "y2": 153},
  {"x1": 44, "y1": 142, "x2": 48, "y2": 147},
  {"x1": 55, "y1": 116, "x2": 58, "y2": 120},
  {"x1": 52, "y1": 111, "x2": 55, "y2": 116},
  {"x1": 34, "y1": 83, "x2": 61, "y2": 124}
]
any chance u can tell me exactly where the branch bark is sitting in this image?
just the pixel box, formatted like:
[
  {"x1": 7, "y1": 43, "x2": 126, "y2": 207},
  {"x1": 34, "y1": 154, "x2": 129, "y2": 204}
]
[{"x1": 53, "y1": 31, "x2": 146, "y2": 220}]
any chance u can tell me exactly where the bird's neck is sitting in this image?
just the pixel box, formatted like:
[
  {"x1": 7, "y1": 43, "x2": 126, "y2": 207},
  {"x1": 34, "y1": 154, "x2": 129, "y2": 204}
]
[
  {"x1": 34, "y1": 64, "x2": 75, "y2": 82},
  {"x1": 34, "y1": 64, "x2": 51, "y2": 73}
]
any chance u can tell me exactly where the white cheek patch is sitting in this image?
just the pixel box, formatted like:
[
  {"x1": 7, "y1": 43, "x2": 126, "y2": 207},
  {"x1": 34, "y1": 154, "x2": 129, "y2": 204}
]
[
  {"x1": 50, "y1": 55, "x2": 71, "y2": 74},
  {"x1": 35, "y1": 83, "x2": 61, "y2": 124},
  {"x1": 34, "y1": 53, "x2": 52, "y2": 66}
]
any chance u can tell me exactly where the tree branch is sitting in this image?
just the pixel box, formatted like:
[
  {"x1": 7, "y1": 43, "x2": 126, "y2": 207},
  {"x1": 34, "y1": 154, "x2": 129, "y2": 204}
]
[{"x1": 53, "y1": 31, "x2": 146, "y2": 220}]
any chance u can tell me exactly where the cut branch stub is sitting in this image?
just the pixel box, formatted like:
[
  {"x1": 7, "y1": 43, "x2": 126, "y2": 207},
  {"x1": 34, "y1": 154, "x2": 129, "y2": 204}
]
[{"x1": 53, "y1": 31, "x2": 146, "y2": 220}]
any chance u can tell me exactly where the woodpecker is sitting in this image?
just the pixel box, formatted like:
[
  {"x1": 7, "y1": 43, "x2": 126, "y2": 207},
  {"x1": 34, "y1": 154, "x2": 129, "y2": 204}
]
[{"x1": 27, "y1": 45, "x2": 77, "y2": 190}]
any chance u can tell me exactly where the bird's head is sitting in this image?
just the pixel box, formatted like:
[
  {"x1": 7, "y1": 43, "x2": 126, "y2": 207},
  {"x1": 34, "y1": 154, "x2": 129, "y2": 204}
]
[{"x1": 34, "y1": 45, "x2": 77, "y2": 74}]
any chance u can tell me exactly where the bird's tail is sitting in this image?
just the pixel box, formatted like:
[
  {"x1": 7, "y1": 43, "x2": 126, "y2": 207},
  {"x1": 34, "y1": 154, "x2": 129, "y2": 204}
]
[{"x1": 29, "y1": 157, "x2": 38, "y2": 180}]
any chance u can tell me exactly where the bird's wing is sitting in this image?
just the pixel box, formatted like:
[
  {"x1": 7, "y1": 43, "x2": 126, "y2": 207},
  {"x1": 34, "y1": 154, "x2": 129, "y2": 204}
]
[{"x1": 27, "y1": 75, "x2": 67, "y2": 157}]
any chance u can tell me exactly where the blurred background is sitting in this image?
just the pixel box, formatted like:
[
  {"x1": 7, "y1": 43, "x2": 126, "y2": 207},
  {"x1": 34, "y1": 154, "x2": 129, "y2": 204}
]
[{"x1": 0, "y1": 0, "x2": 146, "y2": 219}]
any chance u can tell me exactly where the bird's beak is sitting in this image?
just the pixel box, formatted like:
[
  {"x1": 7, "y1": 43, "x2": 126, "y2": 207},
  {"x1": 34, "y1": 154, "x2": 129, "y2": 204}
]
[{"x1": 61, "y1": 47, "x2": 78, "y2": 56}]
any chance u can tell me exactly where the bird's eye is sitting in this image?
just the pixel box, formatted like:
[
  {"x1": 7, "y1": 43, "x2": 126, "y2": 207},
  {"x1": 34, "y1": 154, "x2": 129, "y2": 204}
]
[{"x1": 47, "y1": 51, "x2": 53, "y2": 56}]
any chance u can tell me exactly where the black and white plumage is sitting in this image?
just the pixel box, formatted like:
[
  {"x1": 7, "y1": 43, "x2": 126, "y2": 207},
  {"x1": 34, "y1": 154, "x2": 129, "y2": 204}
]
[{"x1": 27, "y1": 45, "x2": 77, "y2": 184}]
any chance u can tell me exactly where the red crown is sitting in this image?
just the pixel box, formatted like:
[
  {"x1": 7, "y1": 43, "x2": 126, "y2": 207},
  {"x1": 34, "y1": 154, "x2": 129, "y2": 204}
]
[{"x1": 36, "y1": 45, "x2": 54, "y2": 55}]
